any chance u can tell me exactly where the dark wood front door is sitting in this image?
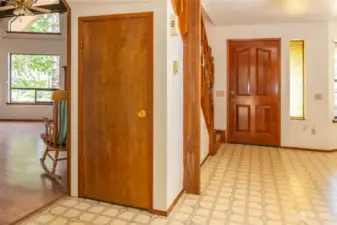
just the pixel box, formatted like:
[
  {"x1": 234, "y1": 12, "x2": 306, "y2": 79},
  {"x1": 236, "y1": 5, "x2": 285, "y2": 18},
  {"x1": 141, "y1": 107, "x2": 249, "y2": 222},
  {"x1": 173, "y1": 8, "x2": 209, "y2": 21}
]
[
  {"x1": 227, "y1": 39, "x2": 280, "y2": 146},
  {"x1": 79, "y1": 12, "x2": 153, "y2": 209}
]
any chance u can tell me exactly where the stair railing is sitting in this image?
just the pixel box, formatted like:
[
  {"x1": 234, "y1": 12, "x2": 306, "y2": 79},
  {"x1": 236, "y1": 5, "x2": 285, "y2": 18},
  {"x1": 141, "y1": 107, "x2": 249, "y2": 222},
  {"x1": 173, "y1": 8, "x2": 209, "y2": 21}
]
[{"x1": 201, "y1": 16, "x2": 216, "y2": 155}]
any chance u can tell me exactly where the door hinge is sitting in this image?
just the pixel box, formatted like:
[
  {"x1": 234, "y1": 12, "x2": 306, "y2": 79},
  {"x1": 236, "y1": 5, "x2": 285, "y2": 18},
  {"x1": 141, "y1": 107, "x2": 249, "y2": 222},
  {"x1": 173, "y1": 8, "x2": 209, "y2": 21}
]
[{"x1": 81, "y1": 40, "x2": 84, "y2": 49}]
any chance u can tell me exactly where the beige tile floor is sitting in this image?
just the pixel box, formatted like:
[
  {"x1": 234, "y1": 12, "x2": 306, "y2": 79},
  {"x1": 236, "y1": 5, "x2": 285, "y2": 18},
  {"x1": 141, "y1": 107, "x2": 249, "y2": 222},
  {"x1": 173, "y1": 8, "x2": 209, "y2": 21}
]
[{"x1": 21, "y1": 144, "x2": 337, "y2": 225}]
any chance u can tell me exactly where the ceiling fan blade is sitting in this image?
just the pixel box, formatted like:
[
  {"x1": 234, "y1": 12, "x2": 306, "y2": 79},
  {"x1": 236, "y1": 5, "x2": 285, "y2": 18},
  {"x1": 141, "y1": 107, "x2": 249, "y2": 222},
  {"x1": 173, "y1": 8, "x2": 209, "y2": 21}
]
[
  {"x1": 0, "y1": 5, "x2": 15, "y2": 10},
  {"x1": 30, "y1": 6, "x2": 50, "y2": 13},
  {"x1": 0, "y1": 0, "x2": 16, "y2": 3},
  {"x1": 24, "y1": 8, "x2": 34, "y2": 16}
]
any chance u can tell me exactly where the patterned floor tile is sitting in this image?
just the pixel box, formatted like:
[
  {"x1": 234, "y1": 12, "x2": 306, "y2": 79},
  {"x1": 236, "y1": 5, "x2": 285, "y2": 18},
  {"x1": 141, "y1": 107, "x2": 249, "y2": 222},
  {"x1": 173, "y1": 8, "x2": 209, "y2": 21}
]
[{"x1": 20, "y1": 144, "x2": 337, "y2": 224}]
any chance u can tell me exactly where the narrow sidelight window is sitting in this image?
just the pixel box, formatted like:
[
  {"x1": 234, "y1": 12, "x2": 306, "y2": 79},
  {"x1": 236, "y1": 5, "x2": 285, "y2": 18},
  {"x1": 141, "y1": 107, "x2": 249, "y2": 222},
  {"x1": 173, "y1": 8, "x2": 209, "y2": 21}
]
[
  {"x1": 289, "y1": 40, "x2": 305, "y2": 119},
  {"x1": 334, "y1": 43, "x2": 337, "y2": 120}
]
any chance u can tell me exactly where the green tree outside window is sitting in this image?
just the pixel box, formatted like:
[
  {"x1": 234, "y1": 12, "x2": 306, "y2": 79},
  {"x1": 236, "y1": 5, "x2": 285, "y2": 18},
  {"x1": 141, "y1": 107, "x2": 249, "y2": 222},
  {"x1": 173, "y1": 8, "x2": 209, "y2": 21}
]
[
  {"x1": 10, "y1": 13, "x2": 60, "y2": 33},
  {"x1": 10, "y1": 54, "x2": 60, "y2": 103}
]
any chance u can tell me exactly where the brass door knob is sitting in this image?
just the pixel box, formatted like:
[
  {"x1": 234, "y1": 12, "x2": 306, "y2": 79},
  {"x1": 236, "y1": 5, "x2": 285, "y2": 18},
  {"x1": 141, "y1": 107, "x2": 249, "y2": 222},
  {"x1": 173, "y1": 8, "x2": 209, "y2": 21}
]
[{"x1": 138, "y1": 110, "x2": 147, "y2": 118}]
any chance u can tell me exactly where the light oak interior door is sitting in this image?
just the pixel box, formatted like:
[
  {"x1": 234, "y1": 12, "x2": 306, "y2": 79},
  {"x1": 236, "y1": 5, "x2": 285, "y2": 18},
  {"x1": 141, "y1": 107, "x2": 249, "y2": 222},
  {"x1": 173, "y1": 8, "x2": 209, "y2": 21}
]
[
  {"x1": 79, "y1": 13, "x2": 153, "y2": 209},
  {"x1": 228, "y1": 39, "x2": 281, "y2": 146}
]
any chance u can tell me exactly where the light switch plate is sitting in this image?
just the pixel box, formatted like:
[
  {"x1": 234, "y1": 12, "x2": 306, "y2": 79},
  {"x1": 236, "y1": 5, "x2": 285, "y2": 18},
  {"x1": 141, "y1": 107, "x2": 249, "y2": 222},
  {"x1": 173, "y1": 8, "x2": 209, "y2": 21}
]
[
  {"x1": 314, "y1": 93, "x2": 323, "y2": 100},
  {"x1": 173, "y1": 61, "x2": 179, "y2": 75},
  {"x1": 216, "y1": 91, "x2": 225, "y2": 97},
  {"x1": 170, "y1": 14, "x2": 179, "y2": 36}
]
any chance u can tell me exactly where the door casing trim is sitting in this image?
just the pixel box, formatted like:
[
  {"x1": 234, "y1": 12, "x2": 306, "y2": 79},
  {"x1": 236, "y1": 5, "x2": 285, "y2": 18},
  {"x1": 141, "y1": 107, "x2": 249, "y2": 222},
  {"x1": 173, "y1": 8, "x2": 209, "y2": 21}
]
[{"x1": 64, "y1": 0, "x2": 72, "y2": 196}]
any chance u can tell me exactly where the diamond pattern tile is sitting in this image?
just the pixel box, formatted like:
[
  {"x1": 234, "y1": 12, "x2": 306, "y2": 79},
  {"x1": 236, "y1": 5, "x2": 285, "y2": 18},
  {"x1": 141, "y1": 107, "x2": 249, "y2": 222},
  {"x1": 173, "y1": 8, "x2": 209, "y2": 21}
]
[{"x1": 20, "y1": 144, "x2": 337, "y2": 224}]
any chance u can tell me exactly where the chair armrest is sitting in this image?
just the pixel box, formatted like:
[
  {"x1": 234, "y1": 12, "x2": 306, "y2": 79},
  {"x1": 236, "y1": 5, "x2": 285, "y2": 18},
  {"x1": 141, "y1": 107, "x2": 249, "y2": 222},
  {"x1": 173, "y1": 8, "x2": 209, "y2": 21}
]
[
  {"x1": 42, "y1": 117, "x2": 56, "y2": 142},
  {"x1": 43, "y1": 117, "x2": 52, "y2": 125}
]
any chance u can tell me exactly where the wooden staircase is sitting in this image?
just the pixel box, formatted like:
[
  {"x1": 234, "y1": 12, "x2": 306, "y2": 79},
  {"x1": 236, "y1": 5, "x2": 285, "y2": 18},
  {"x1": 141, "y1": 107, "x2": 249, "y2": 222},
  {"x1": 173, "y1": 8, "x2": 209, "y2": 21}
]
[
  {"x1": 171, "y1": 0, "x2": 217, "y2": 156},
  {"x1": 172, "y1": 0, "x2": 217, "y2": 194},
  {"x1": 201, "y1": 16, "x2": 216, "y2": 156}
]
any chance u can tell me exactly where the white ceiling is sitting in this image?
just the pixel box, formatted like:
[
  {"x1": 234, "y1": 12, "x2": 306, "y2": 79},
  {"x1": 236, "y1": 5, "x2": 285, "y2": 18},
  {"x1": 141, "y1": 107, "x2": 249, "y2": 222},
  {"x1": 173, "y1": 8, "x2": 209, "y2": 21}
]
[{"x1": 202, "y1": 0, "x2": 337, "y2": 26}]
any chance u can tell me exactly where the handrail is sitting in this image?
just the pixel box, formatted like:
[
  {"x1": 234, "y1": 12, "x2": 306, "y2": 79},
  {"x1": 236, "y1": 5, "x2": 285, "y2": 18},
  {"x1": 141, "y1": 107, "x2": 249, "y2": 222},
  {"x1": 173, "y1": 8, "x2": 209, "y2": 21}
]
[
  {"x1": 171, "y1": 0, "x2": 188, "y2": 37},
  {"x1": 201, "y1": 15, "x2": 216, "y2": 155}
]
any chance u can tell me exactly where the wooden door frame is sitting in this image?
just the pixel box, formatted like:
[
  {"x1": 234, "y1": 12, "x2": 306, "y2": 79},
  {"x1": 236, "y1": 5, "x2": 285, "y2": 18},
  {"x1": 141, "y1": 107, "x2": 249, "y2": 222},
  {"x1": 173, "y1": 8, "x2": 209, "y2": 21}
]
[
  {"x1": 77, "y1": 12, "x2": 154, "y2": 211},
  {"x1": 226, "y1": 38, "x2": 282, "y2": 146},
  {"x1": 63, "y1": 0, "x2": 72, "y2": 195}
]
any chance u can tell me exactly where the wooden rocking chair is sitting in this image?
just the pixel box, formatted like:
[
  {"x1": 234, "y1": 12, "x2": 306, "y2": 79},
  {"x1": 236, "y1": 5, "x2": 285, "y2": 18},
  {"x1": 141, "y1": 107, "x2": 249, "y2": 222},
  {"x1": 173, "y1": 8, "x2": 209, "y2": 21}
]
[{"x1": 40, "y1": 90, "x2": 68, "y2": 180}]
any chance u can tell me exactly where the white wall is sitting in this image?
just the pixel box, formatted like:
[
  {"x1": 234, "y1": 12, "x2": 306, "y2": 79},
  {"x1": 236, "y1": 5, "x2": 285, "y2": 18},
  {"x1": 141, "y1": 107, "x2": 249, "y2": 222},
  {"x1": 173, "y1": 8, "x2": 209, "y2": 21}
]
[
  {"x1": 203, "y1": 12, "x2": 215, "y2": 46},
  {"x1": 68, "y1": 0, "x2": 169, "y2": 211},
  {"x1": 0, "y1": 15, "x2": 67, "y2": 120},
  {"x1": 200, "y1": 110, "x2": 209, "y2": 164},
  {"x1": 209, "y1": 23, "x2": 334, "y2": 150},
  {"x1": 166, "y1": 0, "x2": 184, "y2": 209},
  {"x1": 328, "y1": 22, "x2": 337, "y2": 150}
]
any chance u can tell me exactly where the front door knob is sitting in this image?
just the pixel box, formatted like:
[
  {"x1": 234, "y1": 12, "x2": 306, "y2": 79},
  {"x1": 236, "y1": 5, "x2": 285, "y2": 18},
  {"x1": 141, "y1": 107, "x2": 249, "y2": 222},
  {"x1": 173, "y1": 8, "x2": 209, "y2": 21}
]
[{"x1": 230, "y1": 90, "x2": 235, "y2": 102}]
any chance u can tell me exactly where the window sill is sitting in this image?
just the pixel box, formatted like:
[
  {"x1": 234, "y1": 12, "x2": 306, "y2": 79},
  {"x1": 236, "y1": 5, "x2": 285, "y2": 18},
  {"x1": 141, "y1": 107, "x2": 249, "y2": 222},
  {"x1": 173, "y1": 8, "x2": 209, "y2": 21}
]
[
  {"x1": 290, "y1": 117, "x2": 306, "y2": 121},
  {"x1": 3, "y1": 31, "x2": 65, "y2": 40},
  {"x1": 6, "y1": 31, "x2": 62, "y2": 35},
  {"x1": 6, "y1": 102, "x2": 53, "y2": 106}
]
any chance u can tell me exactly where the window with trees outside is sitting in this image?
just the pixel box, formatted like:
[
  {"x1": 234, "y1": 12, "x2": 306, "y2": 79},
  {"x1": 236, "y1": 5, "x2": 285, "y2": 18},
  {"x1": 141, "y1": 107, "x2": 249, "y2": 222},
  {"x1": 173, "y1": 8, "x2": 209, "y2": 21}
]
[
  {"x1": 9, "y1": 54, "x2": 60, "y2": 104},
  {"x1": 289, "y1": 40, "x2": 306, "y2": 120},
  {"x1": 8, "y1": 13, "x2": 60, "y2": 33}
]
